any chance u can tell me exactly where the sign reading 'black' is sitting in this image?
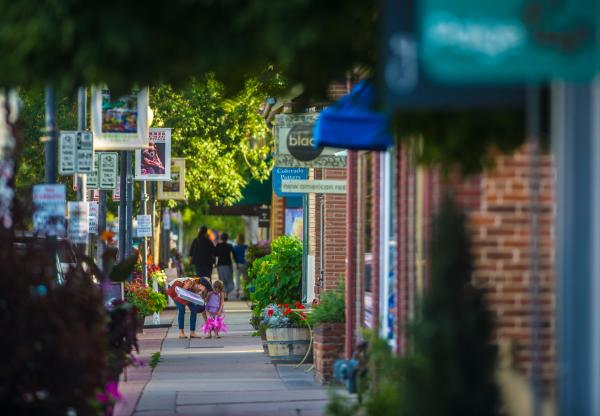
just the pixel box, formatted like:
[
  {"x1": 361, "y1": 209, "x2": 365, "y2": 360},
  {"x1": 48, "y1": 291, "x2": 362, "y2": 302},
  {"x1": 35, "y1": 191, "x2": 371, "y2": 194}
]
[{"x1": 286, "y1": 123, "x2": 324, "y2": 162}]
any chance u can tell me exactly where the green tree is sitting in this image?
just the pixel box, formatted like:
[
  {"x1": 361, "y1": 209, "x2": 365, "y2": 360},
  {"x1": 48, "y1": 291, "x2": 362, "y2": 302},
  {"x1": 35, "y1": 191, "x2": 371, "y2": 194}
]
[
  {"x1": 151, "y1": 75, "x2": 280, "y2": 209},
  {"x1": 15, "y1": 89, "x2": 77, "y2": 204}
]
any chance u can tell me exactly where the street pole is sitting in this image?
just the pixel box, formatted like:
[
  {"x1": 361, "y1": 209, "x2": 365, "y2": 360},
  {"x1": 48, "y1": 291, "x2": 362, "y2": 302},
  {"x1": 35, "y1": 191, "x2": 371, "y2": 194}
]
[
  {"x1": 141, "y1": 181, "x2": 148, "y2": 286},
  {"x1": 44, "y1": 85, "x2": 58, "y2": 279},
  {"x1": 44, "y1": 86, "x2": 57, "y2": 184},
  {"x1": 97, "y1": 190, "x2": 106, "y2": 266},
  {"x1": 126, "y1": 151, "x2": 134, "y2": 258},
  {"x1": 76, "y1": 86, "x2": 88, "y2": 255},
  {"x1": 118, "y1": 152, "x2": 127, "y2": 261}
]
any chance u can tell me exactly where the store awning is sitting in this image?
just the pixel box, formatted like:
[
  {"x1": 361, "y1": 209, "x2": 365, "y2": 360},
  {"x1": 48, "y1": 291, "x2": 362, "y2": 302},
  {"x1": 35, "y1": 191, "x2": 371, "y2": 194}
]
[{"x1": 314, "y1": 80, "x2": 393, "y2": 151}]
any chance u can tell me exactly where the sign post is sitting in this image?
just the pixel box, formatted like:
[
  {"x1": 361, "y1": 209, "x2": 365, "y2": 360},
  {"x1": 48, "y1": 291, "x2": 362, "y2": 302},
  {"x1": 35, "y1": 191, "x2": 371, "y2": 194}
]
[{"x1": 281, "y1": 179, "x2": 347, "y2": 194}]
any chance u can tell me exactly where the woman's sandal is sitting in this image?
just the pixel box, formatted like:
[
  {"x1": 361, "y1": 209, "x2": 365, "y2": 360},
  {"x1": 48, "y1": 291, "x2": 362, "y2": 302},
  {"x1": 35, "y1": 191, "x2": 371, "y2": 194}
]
[
  {"x1": 178, "y1": 335, "x2": 187, "y2": 339},
  {"x1": 189, "y1": 334, "x2": 199, "y2": 339}
]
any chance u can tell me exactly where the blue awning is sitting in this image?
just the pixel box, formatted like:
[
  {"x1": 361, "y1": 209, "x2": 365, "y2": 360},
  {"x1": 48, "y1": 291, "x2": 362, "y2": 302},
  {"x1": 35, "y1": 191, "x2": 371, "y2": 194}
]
[{"x1": 314, "y1": 80, "x2": 393, "y2": 151}]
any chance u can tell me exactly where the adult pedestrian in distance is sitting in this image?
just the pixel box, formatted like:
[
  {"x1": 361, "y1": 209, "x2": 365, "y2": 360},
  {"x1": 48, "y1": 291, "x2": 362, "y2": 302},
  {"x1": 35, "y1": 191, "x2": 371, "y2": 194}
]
[
  {"x1": 232, "y1": 234, "x2": 248, "y2": 299},
  {"x1": 189, "y1": 226, "x2": 215, "y2": 278},
  {"x1": 215, "y1": 233, "x2": 235, "y2": 300}
]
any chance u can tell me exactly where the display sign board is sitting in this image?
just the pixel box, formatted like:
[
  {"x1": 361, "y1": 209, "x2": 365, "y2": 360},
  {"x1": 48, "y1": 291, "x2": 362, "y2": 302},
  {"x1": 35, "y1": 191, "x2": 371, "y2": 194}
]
[
  {"x1": 273, "y1": 167, "x2": 309, "y2": 197},
  {"x1": 60, "y1": 131, "x2": 95, "y2": 175},
  {"x1": 158, "y1": 158, "x2": 186, "y2": 200},
  {"x1": 91, "y1": 87, "x2": 150, "y2": 150},
  {"x1": 281, "y1": 179, "x2": 347, "y2": 194},
  {"x1": 76, "y1": 131, "x2": 94, "y2": 173},
  {"x1": 88, "y1": 202, "x2": 99, "y2": 234},
  {"x1": 381, "y1": 0, "x2": 525, "y2": 109},
  {"x1": 59, "y1": 131, "x2": 77, "y2": 175},
  {"x1": 136, "y1": 214, "x2": 152, "y2": 237},
  {"x1": 419, "y1": 0, "x2": 598, "y2": 83},
  {"x1": 33, "y1": 184, "x2": 66, "y2": 236},
  {"x1": 68, "y1": 201, "x2": 89, "y2": 245},
  {"x1": 87, "y1": 157, "x2": 99, "y2": 189},
  {"x1": 98, "y1": 152, "x2": 118, "y2": 190},
  {"x1": 274, "y1": 114, "x2": 346, "y2": 168},
  {"x1": 135, "y1": 128, "x2": 171, "y2": 181},
  {"x1": 257, "y1": 207, "x2": 270, "y2": 228}
]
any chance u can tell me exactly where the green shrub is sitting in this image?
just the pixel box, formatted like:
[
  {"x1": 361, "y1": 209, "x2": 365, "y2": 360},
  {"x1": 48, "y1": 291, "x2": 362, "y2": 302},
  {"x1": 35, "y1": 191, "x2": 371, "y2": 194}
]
[
  {"x1": 248, "y1": 235, "x2": 302, "y2": 318},
  {"x1": 311, "y1": 282, "x2": 345, "y2": 325}
]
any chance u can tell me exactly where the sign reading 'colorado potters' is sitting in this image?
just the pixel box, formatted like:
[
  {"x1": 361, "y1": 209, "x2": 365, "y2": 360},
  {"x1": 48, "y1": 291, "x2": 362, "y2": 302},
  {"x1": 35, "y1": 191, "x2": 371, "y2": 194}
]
[{"x1": 274, "y1": 114, "x2": 346, "y2": 169}]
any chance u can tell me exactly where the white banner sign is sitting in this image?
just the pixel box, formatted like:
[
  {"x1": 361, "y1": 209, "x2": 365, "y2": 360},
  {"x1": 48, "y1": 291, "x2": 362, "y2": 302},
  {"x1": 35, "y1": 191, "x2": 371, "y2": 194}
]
[
  {"x1": 59, "y1": 131, "x2": 77, "y2": 175},
  {"x1": 91, "y1": 87, "x2": 150, "y2": 150},
  {"x1": 281, "y1": 179, "x2": 347, "y2": 194},
  {"x1": 33, "y1": 184, "x2": 66, "y2": 236},
  {"x1": 89, "y1": 202, "x2": 99, "y2": 234},
  {"x1": 76, "y1": 131, "x2": 94, "y2": 173},
  {"x1": 136, "y1": 214, "x2": 152, "y2": 237},
  {"x1": 135, "y1": 128, "x2": 172, "y2": 181},
  {"x1": 99, "y1": 152, "x2": 119, "y2": 190},
  {"x1": 113, "y1": 184, "x2": 120, "y2": 202},
  {"x1": 68, "y1": 201, "x2": 89, "y2": 244},
  {"x1": 157, "y1": 158, "x2": 186, "y2": 200}
]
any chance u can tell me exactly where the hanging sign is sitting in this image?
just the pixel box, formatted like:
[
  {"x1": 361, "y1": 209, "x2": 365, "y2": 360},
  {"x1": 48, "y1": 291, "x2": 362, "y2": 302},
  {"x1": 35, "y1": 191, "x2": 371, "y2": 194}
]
[
  {"x1": 419, "y1": 0, "x2": 598, "y2": 83},
  {"x1": 88, "y1": 202, "x2": 99, "y2": 234},
  {"x1": 33, "y1": 184, "x2": 66, "y2": 237},
  {"x1": 157, "y1": 158, "x2": 186, "y2": 200},
  {"x1": 136, "y1": 214, "x2": 152, "y2": 237},
  {"x1": 91, "y1": 87, "x2": 150, "y2": 150},
  {"x1": 87, "y1": 157, "x2": 99, "y2": 189},
  {"x1": 68, "y1": 201, "x2": 89, "y2": 245},
  {"x1": 281, "y1": 179, "x2": 347, "y2": 194},
  {"x1": 76, "y1": 131, "x2": 94, "y2": 173},
  {"x1": 274, "y1": 114, "x2": 346, "y2": 169},
  {"x1": 59, "y1": 131, "x2": 77, "y2": 175},
  {"x1": 273, "y1": 167, "x2": 309, "y2": 197},
  {"x1": 91, "y1": 189, "x2": 100, "y2": 202},
  {"x1": 98, "y1": 152, "x2": 119, "y2": 190},
  {"x1": 135, "y1": 128, "x2": 171, "y2": 181}
]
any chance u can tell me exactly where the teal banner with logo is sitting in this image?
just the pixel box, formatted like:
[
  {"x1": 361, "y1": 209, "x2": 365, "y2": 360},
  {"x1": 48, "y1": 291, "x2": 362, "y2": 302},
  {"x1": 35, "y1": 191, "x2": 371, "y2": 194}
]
[{"x1": 420, "y1": 0, "x2": 598, "y2": 82}]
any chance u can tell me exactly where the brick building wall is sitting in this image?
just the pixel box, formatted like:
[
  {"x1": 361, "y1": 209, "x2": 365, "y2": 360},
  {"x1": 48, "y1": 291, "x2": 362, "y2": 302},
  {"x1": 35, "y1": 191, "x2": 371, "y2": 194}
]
[
  {"x1": 313, "y1": 168, "x2": 347, "y2": 293},
  {"x1": 468, "y1": 144, "x2": 556, "y2": 390}
]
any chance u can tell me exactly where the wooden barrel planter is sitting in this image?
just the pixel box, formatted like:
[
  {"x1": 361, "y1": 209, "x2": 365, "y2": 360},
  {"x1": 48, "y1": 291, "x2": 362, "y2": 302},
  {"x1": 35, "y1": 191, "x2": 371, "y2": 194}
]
[{"x1": 266, "y1": 327, "x2": 312, "y2": 364}]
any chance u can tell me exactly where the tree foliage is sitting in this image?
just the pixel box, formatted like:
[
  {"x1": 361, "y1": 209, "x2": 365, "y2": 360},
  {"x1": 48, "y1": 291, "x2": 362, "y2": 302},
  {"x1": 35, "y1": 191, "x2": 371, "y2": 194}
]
[
  {"x1": 151, "y1": 75, "x2": 278, "y2": 208},
  {"x1": 15, "y1": 89, "x2": 77, "y2": 205},
  {"x1": 0, "y1": 0, "x2": 373, "y2": 100}
]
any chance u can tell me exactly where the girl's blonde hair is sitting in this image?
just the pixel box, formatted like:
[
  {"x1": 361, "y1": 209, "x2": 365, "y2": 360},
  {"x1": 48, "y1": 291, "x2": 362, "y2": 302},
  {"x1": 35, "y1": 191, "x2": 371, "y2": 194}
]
[{"x1": 213, "y1": 280, "x2": 224, "y2": 293}]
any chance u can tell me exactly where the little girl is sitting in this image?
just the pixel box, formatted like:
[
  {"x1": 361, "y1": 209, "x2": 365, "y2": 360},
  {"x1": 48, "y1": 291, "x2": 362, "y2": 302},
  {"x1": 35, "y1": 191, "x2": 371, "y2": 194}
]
[{"x1": 203, "y1": 280, "x2": 227, "y2": 338}]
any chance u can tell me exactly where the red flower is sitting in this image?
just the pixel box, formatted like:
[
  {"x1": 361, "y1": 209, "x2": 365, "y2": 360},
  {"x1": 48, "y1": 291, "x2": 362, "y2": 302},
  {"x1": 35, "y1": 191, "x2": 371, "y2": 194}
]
[
  {"x1": 267, "y1": 309, "x2": 274, "y2": 317},
  {"x1": 284, "y1": 308, "x2": 292, "y2": 316},
  {"x1": 294, "y1": 301, "x2": 302, "y2": 308},
  {"x1": 284, "y1": 304, "x2": 289, "y2": 308}
]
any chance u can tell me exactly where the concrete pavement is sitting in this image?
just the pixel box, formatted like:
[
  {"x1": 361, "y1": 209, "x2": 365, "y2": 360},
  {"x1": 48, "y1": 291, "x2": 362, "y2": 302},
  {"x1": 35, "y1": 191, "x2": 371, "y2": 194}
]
[{"x1": 132, "y1": 301, "x2": 330, "y2": 416}]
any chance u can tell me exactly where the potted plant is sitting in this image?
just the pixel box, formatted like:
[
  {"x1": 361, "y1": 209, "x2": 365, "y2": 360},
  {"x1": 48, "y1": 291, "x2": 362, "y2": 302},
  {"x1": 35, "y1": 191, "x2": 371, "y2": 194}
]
[
  {"x1": 124, "y1": 278, "x2": 168, "y2": 331},
  {"x1": 262, "y1": 302, "x2": 312, "y2": 364},
  {"x1": 311, "y1": 283, "x2": 345, "y2": 383}
]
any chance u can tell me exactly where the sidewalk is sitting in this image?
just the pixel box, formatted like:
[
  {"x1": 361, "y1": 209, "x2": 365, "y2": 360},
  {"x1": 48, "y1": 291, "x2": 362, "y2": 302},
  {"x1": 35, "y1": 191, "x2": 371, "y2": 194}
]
[
  {"x1": 132, "y1": 301, "x2": 330, "y2": 416},
  {"x1": 114, "y1": 310, "x2": 175, "y2": 416}
]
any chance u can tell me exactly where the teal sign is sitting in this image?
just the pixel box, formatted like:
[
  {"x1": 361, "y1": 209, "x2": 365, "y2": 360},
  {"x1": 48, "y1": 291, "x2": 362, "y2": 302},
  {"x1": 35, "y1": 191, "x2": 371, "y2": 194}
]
[{"x1": 420, "y1": 0, "x2": 598, "y2": 82}]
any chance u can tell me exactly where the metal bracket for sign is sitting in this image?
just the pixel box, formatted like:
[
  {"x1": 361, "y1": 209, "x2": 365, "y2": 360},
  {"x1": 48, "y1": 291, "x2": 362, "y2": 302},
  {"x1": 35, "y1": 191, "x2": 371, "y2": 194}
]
[{"x1": 275, "y1": 154, "x2": 347, "y2": 169}]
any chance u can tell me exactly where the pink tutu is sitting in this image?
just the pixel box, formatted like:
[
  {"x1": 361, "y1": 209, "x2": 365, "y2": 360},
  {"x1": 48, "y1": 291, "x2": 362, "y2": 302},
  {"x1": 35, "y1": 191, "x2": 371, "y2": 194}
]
[{"x1": 202, "y1": 315, "x2": 228, "y2": 334}]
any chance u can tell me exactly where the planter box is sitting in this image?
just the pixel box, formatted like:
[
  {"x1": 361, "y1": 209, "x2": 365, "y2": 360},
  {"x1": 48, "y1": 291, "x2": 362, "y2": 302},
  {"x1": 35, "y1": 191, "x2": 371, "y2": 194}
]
[
  {"x1": 266, "y1": 327, "x2": 312, "y2": 364},
  {"x1": 314, "y1": 322, "x2": 345, "y2": 384}
]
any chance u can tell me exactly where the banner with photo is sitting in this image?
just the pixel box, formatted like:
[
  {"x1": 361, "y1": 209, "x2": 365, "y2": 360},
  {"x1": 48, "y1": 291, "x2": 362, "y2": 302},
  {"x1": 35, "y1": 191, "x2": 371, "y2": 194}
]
[
  {"x1": 91, "y1": 86, "x2": 149, "y2": 150},
  {"x1": 157, "y1": 158, "x2": 185, "y2": 200},
  {"x1": 135, "y1": 128, "x2": 171, "y2": 181}
]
